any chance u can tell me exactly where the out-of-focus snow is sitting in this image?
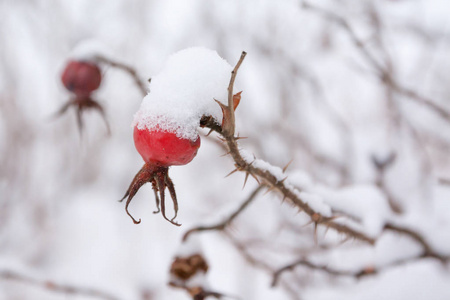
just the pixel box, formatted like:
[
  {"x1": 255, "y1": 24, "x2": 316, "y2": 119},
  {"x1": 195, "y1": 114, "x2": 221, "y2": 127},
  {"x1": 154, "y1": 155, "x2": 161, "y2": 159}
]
[
  {"x1": 175, "y1": 234, "x2": 203, "y2": 257},
  {"x1": 317, "y1": 185, "x2": 392, "y2": 237},
  {"x1": 69, "y1": 39, "x2": 113, "y2": 63},
  {"x1": 2, "y1": 0, "x2": 450, "y2": 299},
  {"x1": 298, "y1": 191, "x2": 332, "y2": 217},
  {"x1": 133, "y1": 47, "x2": 231, "y2": 141}
]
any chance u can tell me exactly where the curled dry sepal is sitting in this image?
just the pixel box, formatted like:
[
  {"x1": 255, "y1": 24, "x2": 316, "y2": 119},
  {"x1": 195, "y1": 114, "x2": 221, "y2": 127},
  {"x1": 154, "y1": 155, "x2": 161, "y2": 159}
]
[
  {"x1": 56, "y1": 60, "x2": 111, "y2": 135},
  {"x1": 169, "y1": 254, "x2": 227, "y2": 300},
  {"x1": 120, "y1": 128, "x2": 201, "y2": 226}
]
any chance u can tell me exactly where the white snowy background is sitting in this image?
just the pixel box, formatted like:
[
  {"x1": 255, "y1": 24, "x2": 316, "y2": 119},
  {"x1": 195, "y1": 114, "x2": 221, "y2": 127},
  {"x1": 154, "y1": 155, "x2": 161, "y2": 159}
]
[{"x1": 1, "y1": 0, "x2": 450, "y2": 299}]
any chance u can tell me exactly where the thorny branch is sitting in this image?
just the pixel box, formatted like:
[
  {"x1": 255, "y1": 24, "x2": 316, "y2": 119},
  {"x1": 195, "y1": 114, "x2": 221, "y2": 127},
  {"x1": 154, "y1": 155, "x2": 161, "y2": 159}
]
[
  {"x1": 205, "y1": 52, "x2": 376, "y2": 245},
  {"x1": 198, "y1": 51, "x2": 449, "y2": 286},
  {"x1": 300, "y1": 1, "x2": 450, "y2": 123},
  {"x1": 96, "y1": 56, "x2": 148, "y2": 97},
  {"x1": 0, "y1": 269, "x2": 120, "y2": 300}
]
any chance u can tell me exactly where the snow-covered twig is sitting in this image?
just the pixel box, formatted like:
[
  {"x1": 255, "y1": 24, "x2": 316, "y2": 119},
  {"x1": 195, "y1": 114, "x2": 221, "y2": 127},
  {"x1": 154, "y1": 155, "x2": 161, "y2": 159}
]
[{"x1": 0, "y1": 269, "x2": 120, "y2": 300}]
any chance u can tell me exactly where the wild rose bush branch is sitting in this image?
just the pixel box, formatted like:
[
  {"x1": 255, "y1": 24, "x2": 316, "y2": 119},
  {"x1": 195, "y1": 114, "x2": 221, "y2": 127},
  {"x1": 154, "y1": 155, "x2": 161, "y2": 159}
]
[
  {"x1": 51, "y1": 43, "x2": 450, "y2": 300},
  {"x1": 186, "y1": 51, "x2": 449, "y2": 293},
  {"x1": 0, "y1": 1, "x2": 450, "y2": 299}
]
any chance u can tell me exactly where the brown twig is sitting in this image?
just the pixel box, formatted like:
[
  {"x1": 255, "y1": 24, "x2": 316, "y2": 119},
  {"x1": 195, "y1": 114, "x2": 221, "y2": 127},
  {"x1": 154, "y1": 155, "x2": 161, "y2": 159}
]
[
  {"x1": 271, "y1": 252, "x2": 438, "y2": 287},
  {"x1": 183, "y1": 186, "x2": 264, "y2": 241},
  {"x1": 216, "y1": 51, "x2": 247, "y2": 137},
  {"x1": 0, "y1": 269, "x2": 120, "y2": 300},
  {"x1": 383, "y1": 223, "x2": 448, "y2": 262},
  {"x1": 96, "y1": 56, "x2": 147, "y2": 97},
  {"x1": 270, "y1": 221, "x2": 450, "y2": 286},
  {"x1": 439, "y1": 178, "x2": 450, "y2": 186},
  {"x1": 224, "y1": 233, "x2": 303, "y2": 300},
  {"x1": 301, "y1": 1, "x2": 450, "y2": 123},
  {"x1": 371, "y1": 152, "x2": 403, "y2": 214}
]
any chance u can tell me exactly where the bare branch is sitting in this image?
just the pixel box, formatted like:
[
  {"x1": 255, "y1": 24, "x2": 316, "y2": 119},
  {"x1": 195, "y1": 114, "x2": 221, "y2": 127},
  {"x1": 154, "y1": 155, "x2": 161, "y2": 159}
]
[
  {"x1": 271, "y1": 252, "x2": 440, "y2": 287},
  {"x1": 0, "y1": 269, "x2": 120, "y2": 300},
  {"x1": 301, "y1": 1, "x2": 450, "y2": 124},
  {"x1": 270, "y1": 221, "x2": 450, "y2": 286},
  {"x1": 96, "y1": 56, "x2": 147, "y2": 97},
  {"x1": 220, "y1": 51, "x2": 247, "y2": 137},
  {"x1": 371, "y1": 153, "x2": 403, "y2": 214},
  {"x1": 224, "y1": 233, "x2": 303, "y2": 300},
  {"x1": 183, "y1": 186, "x2": 264, "y2": 241},
  {"x1": 383, "y1": 223, "x2": 449, "y2": 262},
  {"x1": 439, "y1": 178, "x2": 450, "y2": 186}
]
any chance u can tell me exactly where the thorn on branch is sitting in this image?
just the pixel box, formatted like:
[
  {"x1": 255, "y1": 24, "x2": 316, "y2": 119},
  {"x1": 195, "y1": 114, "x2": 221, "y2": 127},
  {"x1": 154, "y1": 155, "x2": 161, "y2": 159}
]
[
  {"x1": 282, "y1": 159, "x2": 294, "y2": 173},
  {"x1": 225, "y1": 168, "x2": 239, "y2": 178}
]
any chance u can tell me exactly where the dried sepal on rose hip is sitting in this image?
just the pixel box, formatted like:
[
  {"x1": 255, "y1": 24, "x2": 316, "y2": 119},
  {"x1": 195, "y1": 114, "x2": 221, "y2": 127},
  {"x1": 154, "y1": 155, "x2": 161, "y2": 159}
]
[
  {"x1": 120, "y1": 47, "x2": 237, "y2": 225},
  {"x1": 56, "y1": 59, "x2": 110, "y2": 134},
  {"x1": 120, "y1": 128, "x2": 200, "y2": 225}
]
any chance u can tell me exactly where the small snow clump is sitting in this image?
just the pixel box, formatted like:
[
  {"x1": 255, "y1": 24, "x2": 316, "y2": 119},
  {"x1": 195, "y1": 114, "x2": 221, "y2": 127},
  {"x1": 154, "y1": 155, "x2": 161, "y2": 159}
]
[{"x1": 133, "y1": 47, "x2": 232, "y2": 141}]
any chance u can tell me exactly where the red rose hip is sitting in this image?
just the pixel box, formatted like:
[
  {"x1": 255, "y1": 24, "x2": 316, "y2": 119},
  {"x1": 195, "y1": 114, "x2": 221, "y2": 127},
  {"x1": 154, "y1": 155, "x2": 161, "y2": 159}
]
[
  {"x1": 61, "y1": 60, "x2": 102, "y2": 96},
  {"x1": 134, "y1": 127, "x2": 200, "y2": 166}
]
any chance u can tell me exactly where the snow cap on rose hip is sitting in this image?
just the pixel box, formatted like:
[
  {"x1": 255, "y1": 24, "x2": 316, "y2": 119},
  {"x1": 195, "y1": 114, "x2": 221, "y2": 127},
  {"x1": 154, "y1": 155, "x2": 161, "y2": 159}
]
[{"x1": 133, "y1": 47, "x2": 233, "y2": 142}]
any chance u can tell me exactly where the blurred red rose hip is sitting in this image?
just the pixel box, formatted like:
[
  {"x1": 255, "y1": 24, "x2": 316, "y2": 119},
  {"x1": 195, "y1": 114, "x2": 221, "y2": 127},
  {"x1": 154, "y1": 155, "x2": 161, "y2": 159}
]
[{"x1": 61, "y1": 60, "x2": 102, "y2": 96}]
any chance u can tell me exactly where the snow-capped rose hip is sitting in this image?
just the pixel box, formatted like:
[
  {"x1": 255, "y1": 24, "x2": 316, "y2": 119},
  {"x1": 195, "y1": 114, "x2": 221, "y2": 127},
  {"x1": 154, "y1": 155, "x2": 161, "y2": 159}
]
[
  {"x1": 61, "y1": 60, "x2": 102, "y2": 96},
  {"x1": 121, "y1": 47, "x2": 234, "y2": 225}
]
